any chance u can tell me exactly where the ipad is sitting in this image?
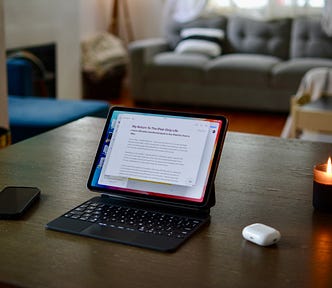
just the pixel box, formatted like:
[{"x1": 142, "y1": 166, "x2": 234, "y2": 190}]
[{"x1": 87, "y1": 106, "x2": 228, "y2": 210}]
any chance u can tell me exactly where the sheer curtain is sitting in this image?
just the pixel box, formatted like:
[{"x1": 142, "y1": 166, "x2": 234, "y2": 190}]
[
  {"x1": 204, "y1": 0, "x2": 324, "y2": 20},
  {"x1": 322, "y1": 0, "x2": 332, "y2": 35},
  {"x1": 163, "y1": 0, "x2": 209, "y2": 23}
]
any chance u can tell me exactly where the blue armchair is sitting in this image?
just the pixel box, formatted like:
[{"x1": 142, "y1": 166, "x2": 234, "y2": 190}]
[{"x1": 7, "y1": 57, "x2": 110, "y2": 143}]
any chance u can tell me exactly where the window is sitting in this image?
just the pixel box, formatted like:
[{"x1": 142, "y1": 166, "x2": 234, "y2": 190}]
[
  {"x1": 206, "y1": 0, "x2": 324, "y2": 19},
  {"x1": 233, "y1": 0, "x2": 268, "y2": 9},
  {"x1": 283, "y1": 0, "x2": 324, "y2": 7}
]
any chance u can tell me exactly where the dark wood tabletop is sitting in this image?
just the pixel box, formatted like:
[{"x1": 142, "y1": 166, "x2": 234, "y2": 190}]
[{"x1": 0, "y1": 117, "x2": 332, "y2": 288}]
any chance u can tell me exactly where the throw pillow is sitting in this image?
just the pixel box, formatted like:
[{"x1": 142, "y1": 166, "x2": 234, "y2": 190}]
[{"x1": 175, "y1": 27, "x2": 225, "y2": 57}]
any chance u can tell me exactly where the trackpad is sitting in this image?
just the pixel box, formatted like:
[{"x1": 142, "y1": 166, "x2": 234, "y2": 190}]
[
  {"x1": 82, "y1": 223, "x2": 183, "y2": 251},
  {"x1": 82, "y1": 224, "x2": 138, "y2": 243}
]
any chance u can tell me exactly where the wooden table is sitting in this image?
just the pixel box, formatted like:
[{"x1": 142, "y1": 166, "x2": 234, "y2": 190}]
[{"x1": 1, "y1": 117, "x2": 332, "y2": 288}]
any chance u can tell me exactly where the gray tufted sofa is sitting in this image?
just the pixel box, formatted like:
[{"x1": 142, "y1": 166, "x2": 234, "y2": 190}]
[{"x1": 129, "y1": 15, "x2": 332, "y2": 112}]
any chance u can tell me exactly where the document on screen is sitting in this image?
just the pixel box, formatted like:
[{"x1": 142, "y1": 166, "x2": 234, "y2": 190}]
[{"x1": 102, "y1": 114, "x2": 209, "y2": 187}]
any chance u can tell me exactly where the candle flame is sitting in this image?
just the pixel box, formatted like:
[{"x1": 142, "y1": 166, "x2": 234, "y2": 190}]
[{"x1": 327, "y1": 157, "x2": 332, "y2": 174}]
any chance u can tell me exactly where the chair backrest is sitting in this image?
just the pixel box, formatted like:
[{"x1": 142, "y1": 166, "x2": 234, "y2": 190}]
[
  {"x1": 7, "y1": 51, "x2": 49, "y2": 97},
  {"x1": 7, "y1": 57, "x2": 33, "y2": 96}
]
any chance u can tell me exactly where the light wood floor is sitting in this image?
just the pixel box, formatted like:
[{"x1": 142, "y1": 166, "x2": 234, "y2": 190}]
[{"x1": 109, "y1": 87, "x2": 288, "y2": 137}]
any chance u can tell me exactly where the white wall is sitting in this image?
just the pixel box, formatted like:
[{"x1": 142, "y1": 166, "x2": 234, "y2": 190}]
[
  {"x1": 80, "y1": 0, "x2": 110, "y2": 41},
  {"x1": 3, "y1": 0, "x2": 164, "y2": 101},
  {"x1": 4, "y1": 0, "x2": 81, "y2": 100}
]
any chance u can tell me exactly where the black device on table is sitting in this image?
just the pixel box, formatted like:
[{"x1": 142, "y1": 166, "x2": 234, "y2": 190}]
[
  {"x1": 46, "y1": 106, "x2": 228, "y2": 252},
  {"x1": 0, "y1": 186, "x2": 40, "y2": 219}
]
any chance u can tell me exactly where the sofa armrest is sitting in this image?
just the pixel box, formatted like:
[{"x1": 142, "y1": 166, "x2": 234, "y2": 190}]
[
  {"x1": 128, "y1": 38, "x2": 170, "y2": 64},
  {"x1": 128, "y1": 38, "x2": 170, "y2": 99}
]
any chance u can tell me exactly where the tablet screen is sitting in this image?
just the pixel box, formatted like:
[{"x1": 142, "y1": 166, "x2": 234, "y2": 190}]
[{"x1": 88, "y1": 107, "x2": 228, "y2": 208}]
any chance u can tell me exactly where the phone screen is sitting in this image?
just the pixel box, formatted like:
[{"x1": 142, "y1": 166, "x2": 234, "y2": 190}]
[{"x1": 0, "y1": 186, "x2": 40, "y2": 218}]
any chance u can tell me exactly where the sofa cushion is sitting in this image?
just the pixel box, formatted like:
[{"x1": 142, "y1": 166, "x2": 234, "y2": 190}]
[
  {"x1": 175, "y1": 39, "x2": 221, "y2": 57},
  {"x1": 175, "y1": 27, "x2": 225, "y2": 57},
  {"x1": 291, "y1": 17, "x2": 332, "y2": 59},
  {"x1": 146, "y1": 52, "x2": 208, "y2": 82},
  {"x1": 165, "y1": 16, "x2": 228, "y2": 50},
  {"x1": 271, "y1": 58, "x2": 332, "y2": 89},
  {"x1": 205, "y1": 54, "x2": 281, "y2": 87},
  {"x1": 227, "y1": 16, "x2": 291, "y2": 59}
]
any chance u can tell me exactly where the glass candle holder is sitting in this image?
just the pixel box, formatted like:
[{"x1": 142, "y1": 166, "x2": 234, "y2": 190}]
[{"x1": 313, "y1": 159, "x2": 332, "y2": 212}]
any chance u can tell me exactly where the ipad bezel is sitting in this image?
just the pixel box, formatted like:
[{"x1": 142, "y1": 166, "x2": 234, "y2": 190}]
[{"x1": 87, "y1": 106, "x2": 228, "y2": 210}]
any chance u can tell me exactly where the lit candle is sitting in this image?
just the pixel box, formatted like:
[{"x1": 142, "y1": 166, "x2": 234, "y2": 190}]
[
  {"x1": 313, "y1": 157, "x2": 332, "y2": 212},
  {"x1": 314, "y1": 157, "x2": 332, "y2": 185}
]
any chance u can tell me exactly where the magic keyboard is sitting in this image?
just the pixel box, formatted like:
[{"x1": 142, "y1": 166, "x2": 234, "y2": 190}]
[{"x1": 64, "y1": 200, "x2": 203, "y2": 239}]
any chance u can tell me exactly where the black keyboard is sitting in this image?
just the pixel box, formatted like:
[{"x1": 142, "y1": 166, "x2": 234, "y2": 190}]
[{"x1": 64, "y1": 200, "x2": 203, "y2": 239}]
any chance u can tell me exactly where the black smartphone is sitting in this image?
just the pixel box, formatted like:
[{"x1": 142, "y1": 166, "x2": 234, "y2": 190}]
[{"x1": 0, "y1": 186, "x2": 40, "y2": 219}]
